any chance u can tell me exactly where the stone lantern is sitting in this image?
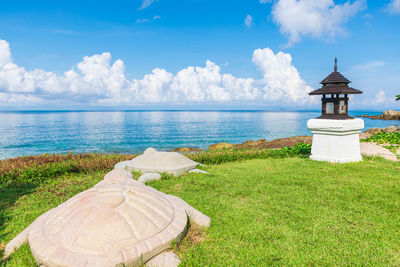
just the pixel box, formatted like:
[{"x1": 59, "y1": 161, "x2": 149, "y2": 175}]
[{"x1": 307, "y1": 58, "x2": 364, "y2": 163}]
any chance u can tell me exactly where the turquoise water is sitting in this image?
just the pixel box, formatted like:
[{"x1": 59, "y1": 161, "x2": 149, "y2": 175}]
[{"x1": 0, "y1": 110, "x2": 399, "y2": 159}]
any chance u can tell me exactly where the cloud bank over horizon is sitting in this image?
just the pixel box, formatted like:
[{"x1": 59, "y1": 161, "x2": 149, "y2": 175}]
[{"x1": 0, "y1": 39, "x2": 315, "y2": 108}]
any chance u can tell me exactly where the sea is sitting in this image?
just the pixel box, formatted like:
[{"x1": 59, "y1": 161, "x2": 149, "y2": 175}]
[{"x1": 0, "y1": 110, "x2": 399, "y2": 160}]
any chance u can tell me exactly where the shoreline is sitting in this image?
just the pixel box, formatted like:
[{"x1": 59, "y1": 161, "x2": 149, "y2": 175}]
[
  {"x1": 356, "y1": 109, "x2": 400, "y2": 121},
  {"x1": 0, "y1": 125, "x2": 398, "y2": 161}
]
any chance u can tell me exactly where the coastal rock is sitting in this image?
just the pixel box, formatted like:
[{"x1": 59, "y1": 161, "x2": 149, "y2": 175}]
[
  {"x1": 209, "y1": 142, "x2": 235, "y2": 150},
  {"x1": 364, "y1": 126, "x2": 399, "y2": 135},
  {"x1": 382, "y1": 109, "x2": 400, "y2": 119},
  {"x1": 382, "y1": 126, "x2": 398, "y2": 133},
  {"x1": 360, "y1": 109, "x2": 400, "y2": 120},
  {"x1": 364, "y1": 128, "x2": 382, "y2": 135},
  {"x1": 234, "y1": 139, "x2": 268, "y2": 150},
  {"x1": 359, "y1": 132, "x2": 371, "y2": 139},
  {"x1": 138, "y1": 172, "x2": 162, "y2": 183},
  {"x1": 234, "y1": 136, "x2": 312, "y2": 150},
  {"x1": 5, "y1": 169, "x2": 211, "y2": 265},
  {"x1": 173, "y1": 147, "x2": 204, "y2": 152},
  {"x1": 360, "y1": 142, "x2": 398, "y2": 161}
]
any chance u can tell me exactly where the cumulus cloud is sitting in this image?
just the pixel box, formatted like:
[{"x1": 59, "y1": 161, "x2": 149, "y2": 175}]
[
  {"x1": 271, "y1": 0, "x2": 366, "y2": 46},
  {"x1": 0, "y1": 39, "x2": 313, "y2": 106},
  {"x1": 386, "y1": 0, "x2": 400, "y2": 14},
  {"x1": 244, "y1": 15, "x2": 253, "y2": 27},
  {"x1": 252, "y1": 48, "x2": 313, "y2": 102},
  {"x1": 0, "y1": 40, "x2": 12, "y2": 67}
]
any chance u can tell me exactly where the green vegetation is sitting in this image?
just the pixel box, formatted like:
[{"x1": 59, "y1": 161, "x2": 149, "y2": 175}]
[
  {"x1": 186, "y1": 143, "x2": 311, "y2": 165},
  {"x1": 0, "y1": 153, "x2": 135, "y2": 185},
  {"x1": 396, "y1": 94, "x2": 400, "y2": 101},
  {"x1": 362, "y1": 132, "x2": 400, "y2": 145},
  {"x1": 362, "y1": 132, "x2": 400, "y2": 155},
  {"x1": 1, "y1": 147, "x2": 399, "y2": 266},
  {"x1": 150, "y1": 157, "x2": 400, "y2": 266}
]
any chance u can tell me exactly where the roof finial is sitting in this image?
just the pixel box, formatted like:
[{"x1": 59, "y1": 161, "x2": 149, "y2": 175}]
[{"x1": 334, "y1": 57, "x2": 338, "y2": 72}]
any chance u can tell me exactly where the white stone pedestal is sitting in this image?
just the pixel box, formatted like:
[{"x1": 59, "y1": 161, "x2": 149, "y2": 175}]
[{"x1": 307, "y1": 118, "x2": 364, "y2": 163}]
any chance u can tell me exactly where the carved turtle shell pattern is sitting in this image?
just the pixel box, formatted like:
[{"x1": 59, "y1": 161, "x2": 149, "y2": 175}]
[{"x1": 28, "y1": 182, "x2": 188, "y2": 267}]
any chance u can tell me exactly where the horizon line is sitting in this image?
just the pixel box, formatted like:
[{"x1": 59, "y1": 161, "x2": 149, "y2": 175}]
[{"x1": 0, "y1": 109, "x2": 385, "y2": 113}]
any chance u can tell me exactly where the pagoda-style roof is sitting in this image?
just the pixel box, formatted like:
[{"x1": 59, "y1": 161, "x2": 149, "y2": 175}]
[
  {"x1": 320, "y1": 71, "x2": 350, "y2": 84},
  {"x1": 309, "y1": 58, "x2": 362, "y2": 95},
  {"x1": 309, "y1": 86, "x2": 362, "y2": 95}
]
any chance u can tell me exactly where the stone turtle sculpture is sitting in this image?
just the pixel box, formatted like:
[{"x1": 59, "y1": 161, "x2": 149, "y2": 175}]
[
  {"x1": 115, "y1": 148, "x2": 208, "y2": 182},
  {"x1": 5, "y1": 169, "x2": 210, "y2": 267}
]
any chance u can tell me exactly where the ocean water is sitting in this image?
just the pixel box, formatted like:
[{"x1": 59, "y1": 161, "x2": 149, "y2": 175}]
[{"x1": 0, "y1": 110, "x2": 399, "y2": 159}]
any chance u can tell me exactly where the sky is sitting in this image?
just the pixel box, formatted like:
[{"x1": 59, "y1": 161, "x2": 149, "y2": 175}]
[{"x1": 0, "y1": 0, "x2": 399, "y2": 110}]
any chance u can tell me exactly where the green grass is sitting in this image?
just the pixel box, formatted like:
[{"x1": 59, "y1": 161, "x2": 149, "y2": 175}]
[
  {"x1": 185, "y1": 143, "x2": 311, "y2": 165},
  {"x1": 149, "y1": 157, "x2": 400, "y2": 266},
  {"x1": 1, "y1": 154, "x2": 400, "y2": 266}
]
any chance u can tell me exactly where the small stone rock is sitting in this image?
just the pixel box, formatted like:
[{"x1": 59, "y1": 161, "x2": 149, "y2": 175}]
[
  {"x1": 138, "y1": 172, "x2": 162, "y2": 183},
  {"x1": 188, "y1": 169, "x2": 209, "y2": 174},
  {"x1": 382, "y1": 126, "x2": 397, "y2": 133},
  {"x1": 209, "y1": 142, "x2": 234, "y2": 150},
  {"x1": 146, "y1": 251, "x2": 181, "y2": 267}
]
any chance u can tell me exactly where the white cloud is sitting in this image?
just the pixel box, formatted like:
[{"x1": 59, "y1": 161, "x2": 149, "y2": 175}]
[
  {"x1": 0, "y1": 40, "x2": 12, "y2": 67},
  {"x1": 386, "y1": 0, "x2": 400, "y2": 14},
  {"x1": 136, "y1": 18, "x2": 152, "y2": 24},
  {"x1": 375, "y1": 90, "x2": 388, "y2": 104},
  {"x1": 0, "y1": 39, "x2": 313, "y2": 106},
  {"x1": 352, "y1": 61, "x2": 385, "y2": 71},
  {"x1": 139, "y1": 0, "x2": 158, "y2": 10},
  {"x1": 252, "y1": 48, "x2": 313, "y2": 102},
  {"x1": 136, "y1": 15, "x2": 161, "y2": 24},
  {"x1": 271, "y1": 0, "x2": 366, "y2": 46},
  {"x1": 244, "y1": 14, "x2": 254, "y2": 27}
]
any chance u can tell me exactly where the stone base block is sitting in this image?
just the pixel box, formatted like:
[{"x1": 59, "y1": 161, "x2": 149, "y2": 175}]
[{"x1": 307, "y1": 118, "x2": 364, "y2": 163}]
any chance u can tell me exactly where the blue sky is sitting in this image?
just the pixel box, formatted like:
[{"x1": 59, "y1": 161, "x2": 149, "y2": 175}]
[{"x1": 0, "y1": 0, "x2": 399, "y2": 110}]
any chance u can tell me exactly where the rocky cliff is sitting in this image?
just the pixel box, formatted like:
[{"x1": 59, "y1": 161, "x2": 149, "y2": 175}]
[{"x1": 360, "y1": 109, "x2": 400, "y2": 120}]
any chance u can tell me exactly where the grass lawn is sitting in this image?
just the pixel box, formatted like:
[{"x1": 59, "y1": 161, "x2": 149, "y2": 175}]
[{"x1": 1, "y1": 155, "x2": 400, "y2": 266}]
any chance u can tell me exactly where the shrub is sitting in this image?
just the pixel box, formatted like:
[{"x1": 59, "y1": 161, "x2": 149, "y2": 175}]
[
  {"x1": 186, "y1": 143, "x2": 311, "y2": 165},
  {"x1": 361, "y1": 132, "x2": 400, "y2": 145},
  {"x1": 0, "y1": 153, "x2": 135, "y2": 185}
]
